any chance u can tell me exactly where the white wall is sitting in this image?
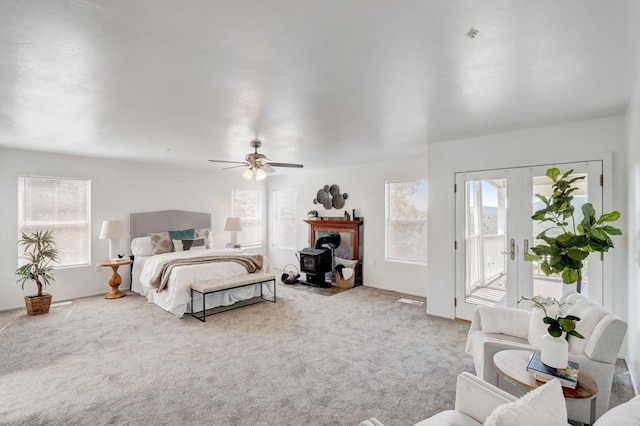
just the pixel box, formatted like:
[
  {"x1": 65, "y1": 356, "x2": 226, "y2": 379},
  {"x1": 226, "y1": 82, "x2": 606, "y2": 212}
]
[
  {"x1": 0, "y1": 147, "x2": 266, "y2": 311},
  {"x1": 426, "y1": 116, "x2": 628, "y2": 319},
  {"x1": 625, "y1": 77, "x2": 640, "y2": 392},
  {"x1": 266, "y1": 155, "x2": 428, "y2": 297}
]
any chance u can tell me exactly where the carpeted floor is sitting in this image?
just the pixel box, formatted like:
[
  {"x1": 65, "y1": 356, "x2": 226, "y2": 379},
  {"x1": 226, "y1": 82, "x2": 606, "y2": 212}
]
[{"x1": 0, "y1": 285, "x2": 635, "y2": 425}]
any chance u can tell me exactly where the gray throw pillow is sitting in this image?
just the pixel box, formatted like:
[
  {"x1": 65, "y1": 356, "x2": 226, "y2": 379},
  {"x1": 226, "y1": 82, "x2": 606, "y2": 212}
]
[
  {"x1": 149, "y1": 232, "x2": 173, "y2": 255},
  {"x1": 195, "y1": 228, "x2": 212, "y2": 248}
]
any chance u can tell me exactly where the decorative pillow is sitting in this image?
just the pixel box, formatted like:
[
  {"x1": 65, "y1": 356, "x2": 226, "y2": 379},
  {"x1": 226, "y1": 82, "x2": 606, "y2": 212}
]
[
  {"x1": 335, "y1": 257, "x2": 358, "y2": 268},
  {"x1": 131, "y1": 236, "x2": 153, "y2": 257},
  {"x1": 195, "y1": 228, "x2": 212, "y2": 248},
  {"x1": 172, "y1": 237, "x2": 206, "y2": 252},
  {"x1": 168, "y1": 228, "x2": 196, "y2": 240},
  {"x1": 148, "y1": 232, "x2": 173, "y2": 255},
  {"x1": 484, "y1": 379, "x2": 567, "y2": 426},
  {"x1": 478, "y1": 306, "x2": 530, "y2": 340}
]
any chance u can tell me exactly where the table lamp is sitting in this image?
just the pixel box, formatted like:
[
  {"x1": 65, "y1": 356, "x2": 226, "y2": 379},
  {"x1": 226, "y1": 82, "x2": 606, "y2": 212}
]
[
  {"x1": 224, "y1": 217, "x2": 243, "y2": 248},
  {"x1": 99, "y1": 220, "x2": 128, "y2": 261}
]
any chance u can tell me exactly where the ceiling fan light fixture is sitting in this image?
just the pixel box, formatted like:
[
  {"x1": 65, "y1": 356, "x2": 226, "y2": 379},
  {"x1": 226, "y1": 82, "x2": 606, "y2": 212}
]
[
  {"x1": 209, "y1": 139, "x2": 304, "y2": 177},
  {"x1": 255, "y1": 168, "x2": 267, "y2": 181},
  {"x1": 242, "y1": 167, "x2": 254, "y2": 180}
]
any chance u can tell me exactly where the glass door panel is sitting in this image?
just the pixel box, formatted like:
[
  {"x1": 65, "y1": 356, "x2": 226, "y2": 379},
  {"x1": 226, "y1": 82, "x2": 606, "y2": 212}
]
[
  {"x1": 522, "y1": 161, "x2": 603, "y2": 304},
  {"x1": 531, "y1": 172, "x2": 587, "y2": 300},
  {"x1": 455, "y1": 169, "x2": 517, "y2": 319},
  {"x1": 464, "y1": 179, "x2": 508, "y2": 307}
]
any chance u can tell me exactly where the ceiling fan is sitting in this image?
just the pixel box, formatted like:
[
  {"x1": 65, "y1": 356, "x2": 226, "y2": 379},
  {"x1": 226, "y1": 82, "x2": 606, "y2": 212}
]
[{"x1": 208, "y1": 139, "x2": 303, "y2": 180}]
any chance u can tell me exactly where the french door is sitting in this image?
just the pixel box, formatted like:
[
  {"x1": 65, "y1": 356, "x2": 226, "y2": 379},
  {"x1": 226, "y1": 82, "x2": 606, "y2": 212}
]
[{"x1": 454, "y1": 161, "x2": 603, "y2": 320}]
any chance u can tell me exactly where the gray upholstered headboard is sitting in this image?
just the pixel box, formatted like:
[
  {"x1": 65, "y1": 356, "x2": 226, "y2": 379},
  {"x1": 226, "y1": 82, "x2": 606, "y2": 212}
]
[{"x1": 130, "y1": 210, "x2": 212, "y2": 239}]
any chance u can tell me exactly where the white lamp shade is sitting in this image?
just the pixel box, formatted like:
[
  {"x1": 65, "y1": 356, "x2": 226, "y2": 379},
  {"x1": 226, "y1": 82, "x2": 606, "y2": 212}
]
[
  {"x1": 242, "y1": 168, "x2": 254, "y2": 180},
  {"x1": 224, "y1": 217, "x2": 243, "y2": 232},
  {"x1": 255, "y1": 168, "x2": 267, "y2": 180},
  {"x1": 99, "y1": 220, "x2": 128, "y2": 239}
]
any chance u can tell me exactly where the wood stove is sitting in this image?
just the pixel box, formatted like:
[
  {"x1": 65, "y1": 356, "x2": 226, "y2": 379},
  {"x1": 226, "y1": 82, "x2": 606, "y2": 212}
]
[{"x1": 298, "y1": 232, "x2": 341, "y2": 287}]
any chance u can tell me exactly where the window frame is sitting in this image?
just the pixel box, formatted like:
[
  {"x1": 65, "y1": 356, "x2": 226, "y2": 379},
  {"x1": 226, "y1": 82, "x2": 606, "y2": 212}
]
[
  {"x1": 271, "y1": 189, "x2": 297, "y2": 250},
  {"x1": 385, "y1": 178, "x2": 428, "y2": 265},
  {"x1": 18, "y1": 175, "x2": 92, "y2": 269},
  {"x1": 231, "y1": 189, "x2": 263, "y2": 248}
]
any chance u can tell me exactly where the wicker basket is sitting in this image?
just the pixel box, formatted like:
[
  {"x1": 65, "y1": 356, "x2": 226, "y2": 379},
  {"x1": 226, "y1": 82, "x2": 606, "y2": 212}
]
[
  {"x1": 24, "y1": 294, "x2": 53, "y2": 316},
  {"x1": 335, "y1": 273, "x2": 355, "y2": 289}
]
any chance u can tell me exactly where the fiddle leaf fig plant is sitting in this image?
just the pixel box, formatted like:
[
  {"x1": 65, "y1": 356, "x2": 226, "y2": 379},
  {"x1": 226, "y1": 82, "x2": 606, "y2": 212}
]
[{"x1": 526, "y1": 168, "x2": 621, "y2": 293}]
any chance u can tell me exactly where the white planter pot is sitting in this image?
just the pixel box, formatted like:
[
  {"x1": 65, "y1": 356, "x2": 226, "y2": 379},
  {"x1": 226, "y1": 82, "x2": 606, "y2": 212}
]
[{"x1": 541, "y1": 333, "x2": 569, "y2": 369}]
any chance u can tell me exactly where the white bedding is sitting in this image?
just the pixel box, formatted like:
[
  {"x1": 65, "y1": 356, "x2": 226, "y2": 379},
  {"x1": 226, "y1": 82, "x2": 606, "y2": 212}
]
[{"x1": 134, "y1": 248, "x2": 273, "y2": 318}]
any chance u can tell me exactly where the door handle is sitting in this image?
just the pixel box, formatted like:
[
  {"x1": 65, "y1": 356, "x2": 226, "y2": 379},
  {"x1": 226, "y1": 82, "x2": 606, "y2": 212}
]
[
  {"x1": 501, "y1": 238, "x2": 515, "y2": 260},
  {"x1": 523, "y1": 239, "x2": 529, "y2": 261}
]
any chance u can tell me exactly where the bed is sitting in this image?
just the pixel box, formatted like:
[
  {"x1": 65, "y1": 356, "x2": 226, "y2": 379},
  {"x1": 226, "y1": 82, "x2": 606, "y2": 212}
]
[{"x1": 129, "y1": 210, "x2": 273, "y2": 318}]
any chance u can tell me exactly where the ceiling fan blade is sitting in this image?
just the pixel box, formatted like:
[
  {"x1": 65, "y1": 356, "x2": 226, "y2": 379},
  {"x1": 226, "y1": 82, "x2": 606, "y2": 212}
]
[
  {"x1": 208, "y1": 159, "x2": 248, "y2": 165},
  {"x1": 222, "y1": 164, "x2": 250, "y2": 170},
  {"x1": 268, "y1": 162, "x2": 304, "y2": 168}
]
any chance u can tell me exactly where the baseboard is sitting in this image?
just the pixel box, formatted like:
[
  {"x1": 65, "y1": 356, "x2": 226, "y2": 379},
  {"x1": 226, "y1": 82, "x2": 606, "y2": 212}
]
[{"x1": 0, "y1": 291, "x2": 116, "y2": 312}]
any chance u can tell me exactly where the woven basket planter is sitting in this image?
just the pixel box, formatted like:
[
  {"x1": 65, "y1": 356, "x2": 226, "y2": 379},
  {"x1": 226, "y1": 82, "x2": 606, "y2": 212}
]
[
  {"x1": 335, "y1": 274, "x2": 355, "y2": 289},
  {"x1": 24, "y1": 294, "x2": 53, "y2": 315}
]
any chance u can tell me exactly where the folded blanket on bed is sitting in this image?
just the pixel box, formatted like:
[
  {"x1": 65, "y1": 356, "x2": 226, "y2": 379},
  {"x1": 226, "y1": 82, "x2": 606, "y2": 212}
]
[{"x1": 149, "y1": 254, "x2": 264, "y2": 291}]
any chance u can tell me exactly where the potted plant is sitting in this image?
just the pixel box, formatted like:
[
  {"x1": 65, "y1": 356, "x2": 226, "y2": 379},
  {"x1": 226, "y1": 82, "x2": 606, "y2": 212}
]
[
  {"x1": 527, "y1": 168, "x2": 621, "y2": 293},
  {"x1": 307, "y1": 210, "x2": 319, "y2": 219},
  {"x1": 519, "y1": 295, "x2": 584, "y2": 368},
  {"x1": 15, "y1": 229, "x2": 60, "y2": 315}
]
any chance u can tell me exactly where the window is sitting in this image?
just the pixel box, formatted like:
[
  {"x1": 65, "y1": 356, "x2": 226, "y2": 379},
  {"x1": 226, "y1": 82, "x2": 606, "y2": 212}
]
[
  {"x1": 272, "y1": 189, "x2": 297, "y2": 249},
  {"x1": 386, "y1": 179, "x2": 428, "y2": 263},
  {"x1": 18, "y1": 176, "x2": 91, "y2": 267},
  {"x1": 232, "y1": 189, "x2": 262, "y2": 247}
]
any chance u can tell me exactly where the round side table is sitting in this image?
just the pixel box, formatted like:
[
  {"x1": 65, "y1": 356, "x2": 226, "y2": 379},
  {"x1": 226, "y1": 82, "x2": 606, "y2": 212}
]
[
  {"x1": 98, "y1": 260, "x2": 132, "y2": 299},
  {"x1": 493, "y1": 349, "x2": 597, "y2": 425}
]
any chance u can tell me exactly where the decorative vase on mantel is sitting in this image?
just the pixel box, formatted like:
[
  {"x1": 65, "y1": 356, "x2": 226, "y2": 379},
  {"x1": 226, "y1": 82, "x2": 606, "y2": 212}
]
[{"x1": 541, "y1": 333, "x2": 569, "y2": 369}]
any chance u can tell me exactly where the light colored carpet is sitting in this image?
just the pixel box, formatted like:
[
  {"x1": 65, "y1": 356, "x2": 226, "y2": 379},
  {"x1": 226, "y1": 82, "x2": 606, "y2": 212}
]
[{"x1": 0, "y1": 285, "x2": 634, "y2": 425}]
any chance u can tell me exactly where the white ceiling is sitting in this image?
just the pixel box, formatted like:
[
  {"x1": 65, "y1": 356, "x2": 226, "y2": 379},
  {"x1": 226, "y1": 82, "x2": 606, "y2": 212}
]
[{"x1": 1, "y1": 1, "x2": 639, "y2": 171}]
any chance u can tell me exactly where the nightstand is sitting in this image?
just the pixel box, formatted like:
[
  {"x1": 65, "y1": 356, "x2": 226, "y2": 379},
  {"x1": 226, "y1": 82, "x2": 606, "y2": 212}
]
[{"x1": 98, "y1": 260, "x2": 132, "y2": 299}]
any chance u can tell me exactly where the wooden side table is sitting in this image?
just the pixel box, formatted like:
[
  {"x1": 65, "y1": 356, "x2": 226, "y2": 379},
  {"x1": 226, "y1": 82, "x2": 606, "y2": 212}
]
[
  {"x1": 494, "y1": 349, "x2": 598, "y2": 425},
  {"x1": 98, "y1": 260, "x2": 132, "y2": 299}
]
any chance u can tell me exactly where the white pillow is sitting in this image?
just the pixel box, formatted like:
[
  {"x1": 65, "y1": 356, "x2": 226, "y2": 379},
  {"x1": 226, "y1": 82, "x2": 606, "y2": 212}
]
[
  {"x1": 485, "y1": 379, "x2": 568, "y2": 426},
  {"x1": 335, "y1": 257, "x2": 358, "y2": 268},
  {"x1": 478, "y1": 306, "x2": 530, "y2": 340},
  {"x1": 131, "y1": 236, "x2": 153, "y2": 256}
]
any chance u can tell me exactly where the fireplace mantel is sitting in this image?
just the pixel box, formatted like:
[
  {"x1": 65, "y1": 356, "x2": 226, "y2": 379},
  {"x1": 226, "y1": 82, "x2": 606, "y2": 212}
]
[{"x1": 304, "y1": 219, "x2": 363, "y2": 284}]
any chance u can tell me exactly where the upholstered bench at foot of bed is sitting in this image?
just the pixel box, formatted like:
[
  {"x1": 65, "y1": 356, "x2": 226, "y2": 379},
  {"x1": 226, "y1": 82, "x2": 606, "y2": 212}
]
[{"x1": 190, "y1": 272, "x2": 276, "y2": 322}]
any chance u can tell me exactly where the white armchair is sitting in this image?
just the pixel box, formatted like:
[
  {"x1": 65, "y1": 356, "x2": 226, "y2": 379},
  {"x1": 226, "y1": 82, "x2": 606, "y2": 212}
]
[
  {"x1": 465, "y1": 292, "x2": 627, "y2": 424},
  {"x1": 359, "y1": 375, "x2": 639, "y2": 426},
  {"x1": 360, "y1": 372, "x2": 574, "y2": 426},
  {"x1": 360, "y1": 372, "x2": 517, "y2": 426}
]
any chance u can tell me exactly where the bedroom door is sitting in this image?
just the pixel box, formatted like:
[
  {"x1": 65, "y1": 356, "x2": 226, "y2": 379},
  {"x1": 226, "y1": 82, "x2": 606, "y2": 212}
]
[{"x1": 454, "y1": 160, "x2": 603, "y2": 320}]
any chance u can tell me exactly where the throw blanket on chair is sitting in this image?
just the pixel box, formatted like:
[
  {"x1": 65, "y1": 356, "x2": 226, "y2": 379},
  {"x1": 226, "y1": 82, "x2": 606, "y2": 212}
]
[{"x1": 150, "y1": 254, "x2": 264, "y2": 291}]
